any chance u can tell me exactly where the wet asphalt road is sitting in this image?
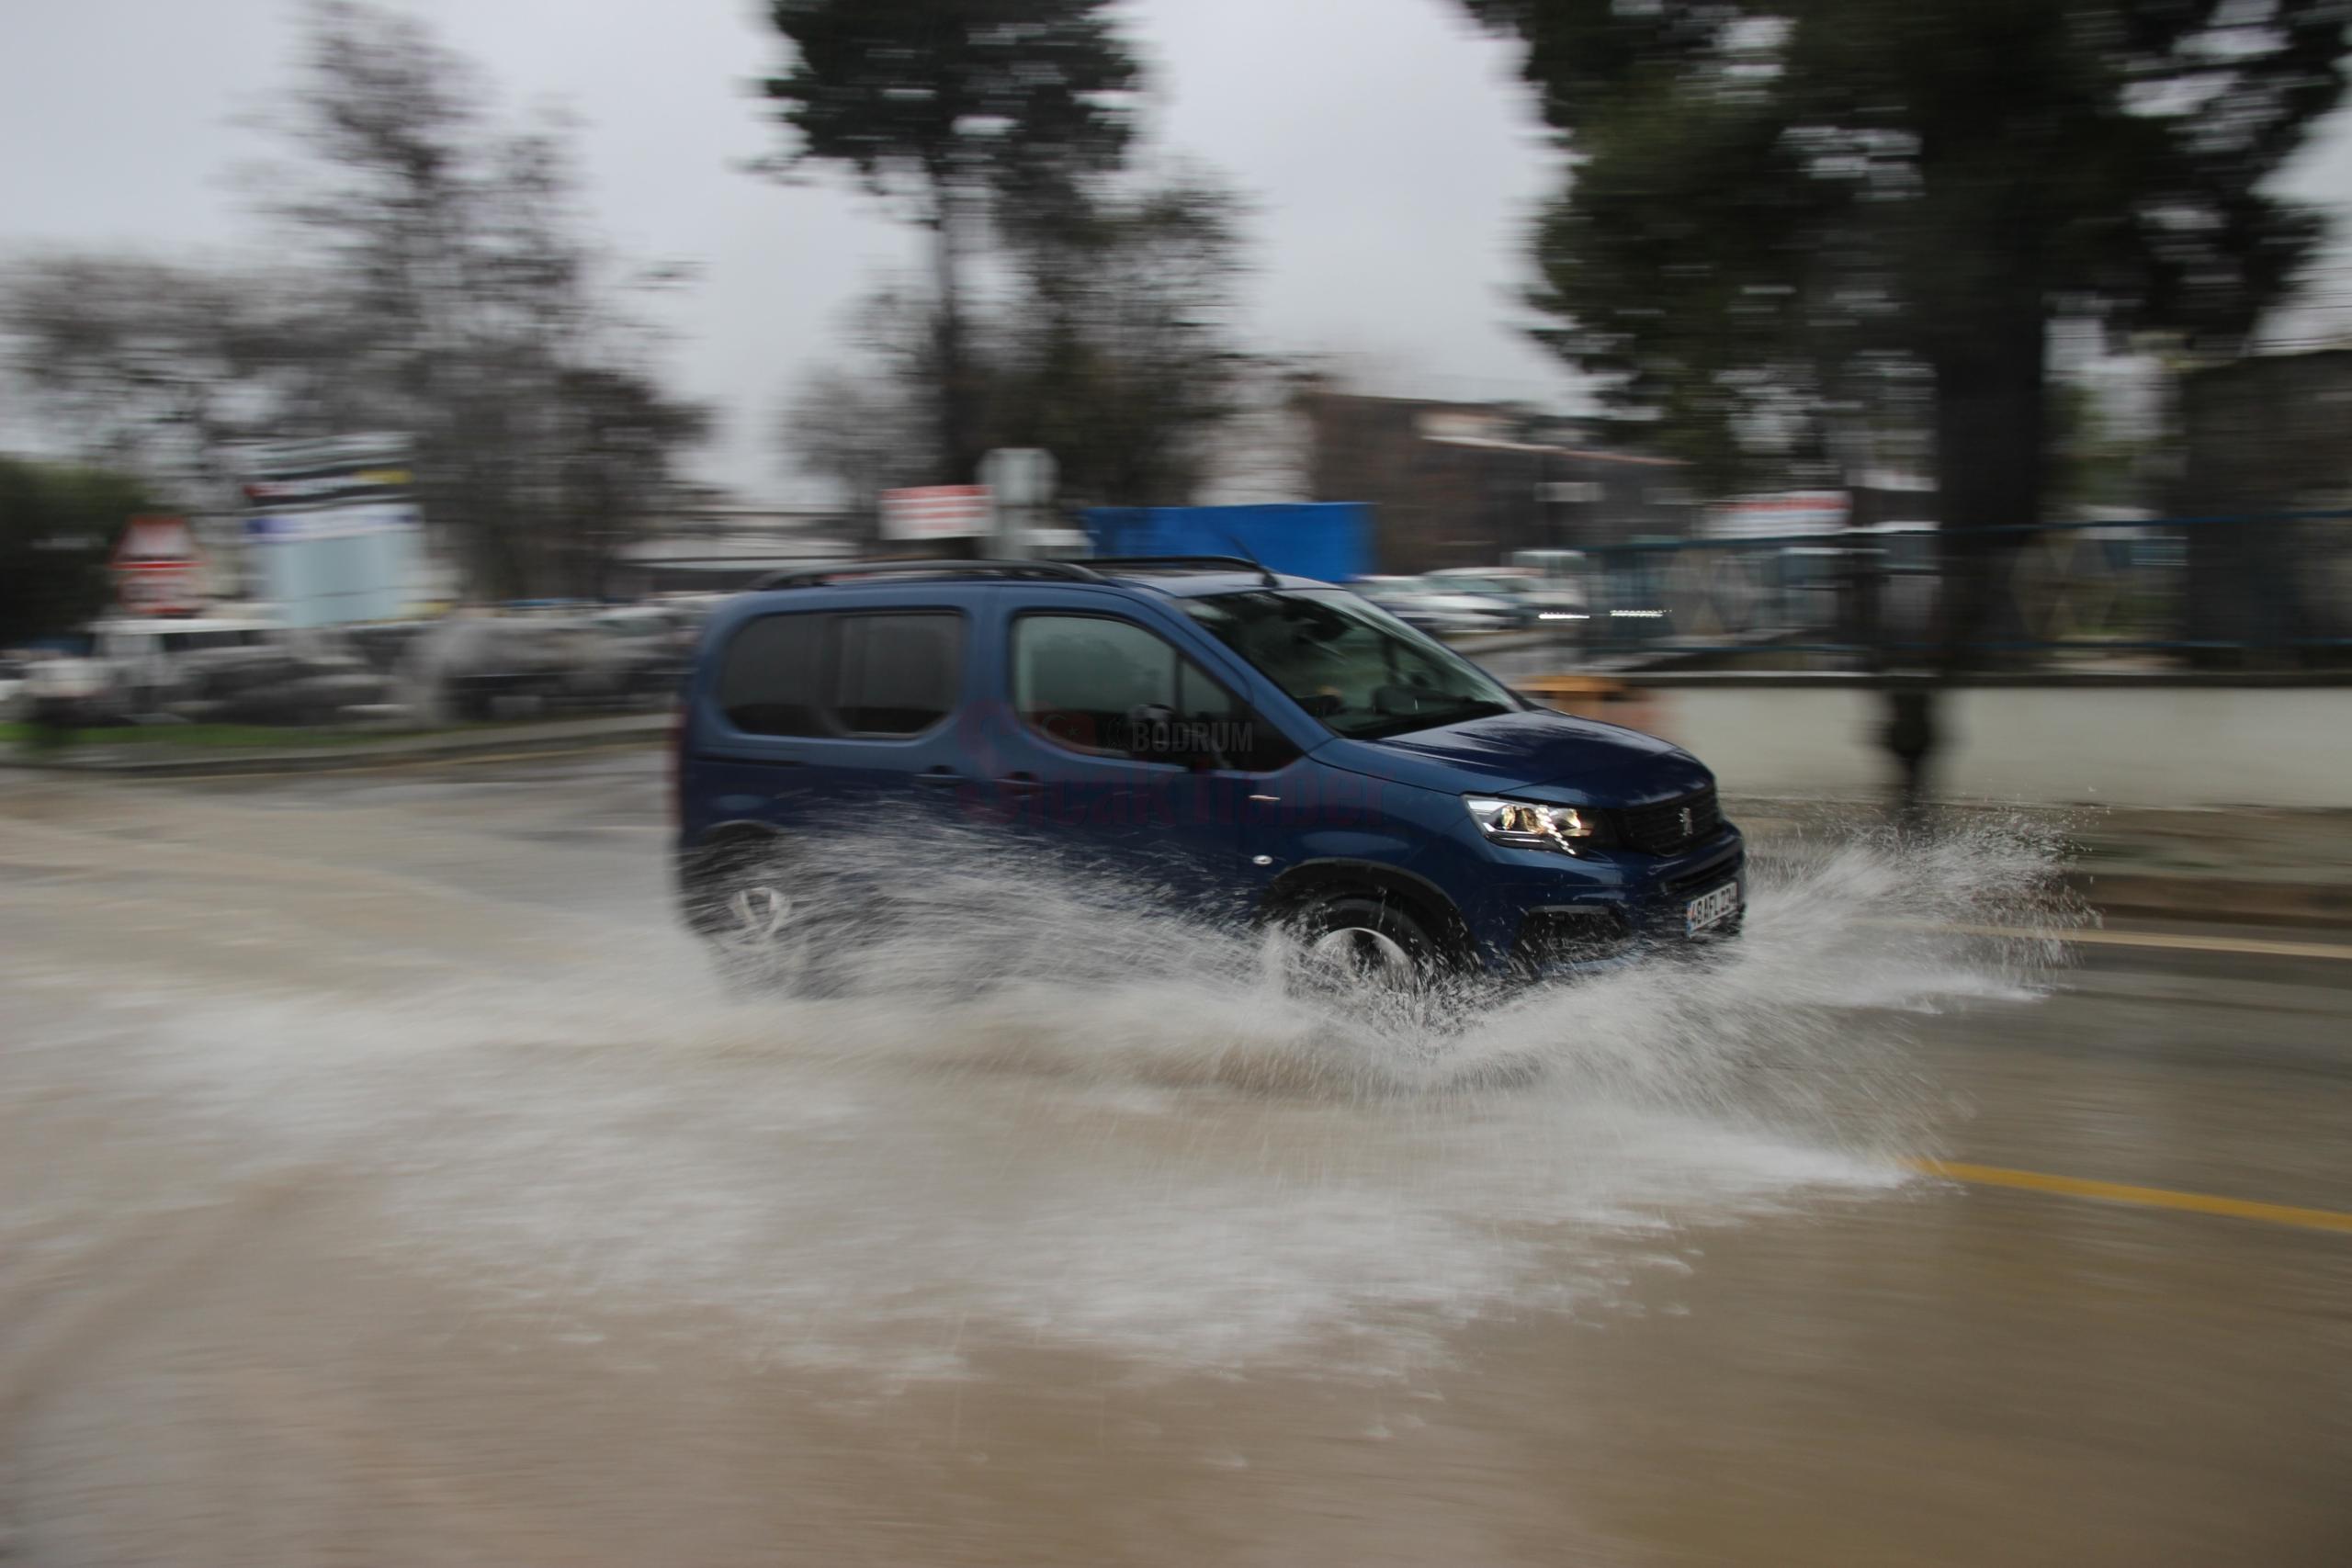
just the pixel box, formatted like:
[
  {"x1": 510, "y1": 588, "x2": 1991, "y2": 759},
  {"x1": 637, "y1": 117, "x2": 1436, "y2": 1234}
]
[{"x1": 2, "y1": 752, "x2": 2348, "y2": 1566}]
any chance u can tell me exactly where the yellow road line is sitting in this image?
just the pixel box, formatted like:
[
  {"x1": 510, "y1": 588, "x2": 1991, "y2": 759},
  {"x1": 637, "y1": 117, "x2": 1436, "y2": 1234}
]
[
  {"x1": 1906, "y1": 1158, "x2": 2352, "y2": 1235},
  {"x1": 1940, "y1": 923, "x2": 2352, "y2": 962}
]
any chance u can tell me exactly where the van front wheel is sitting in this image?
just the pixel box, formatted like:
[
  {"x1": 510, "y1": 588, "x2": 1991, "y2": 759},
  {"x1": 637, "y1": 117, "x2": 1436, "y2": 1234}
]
[{"x1": 1287, "y1": 894, "x2": 1441, "y2": 990}]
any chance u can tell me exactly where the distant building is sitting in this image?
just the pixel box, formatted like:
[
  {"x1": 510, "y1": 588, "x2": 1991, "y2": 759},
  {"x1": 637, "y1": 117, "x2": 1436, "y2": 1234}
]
[{"x1": 1301, "y1": 393, "x2": 1695, "y2": 574}]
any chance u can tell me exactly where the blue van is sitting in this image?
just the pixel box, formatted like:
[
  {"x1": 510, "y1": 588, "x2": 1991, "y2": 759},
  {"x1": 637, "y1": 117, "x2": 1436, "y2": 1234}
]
[{"x1": 673, "y1": 558, "x2": 1743, "y2": 983}]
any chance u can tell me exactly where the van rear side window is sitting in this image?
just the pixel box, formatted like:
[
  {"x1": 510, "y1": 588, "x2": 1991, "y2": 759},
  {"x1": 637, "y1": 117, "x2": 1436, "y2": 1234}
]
[
  {"x1": 833, "y1": 613, "x2": 960, "y2": 736},
  {"x1": 718, "y1": 613, "x2": 825, "y2": 736},
  {"x1": 716, "y1": 610, "x2": 964, "y2": 738}
]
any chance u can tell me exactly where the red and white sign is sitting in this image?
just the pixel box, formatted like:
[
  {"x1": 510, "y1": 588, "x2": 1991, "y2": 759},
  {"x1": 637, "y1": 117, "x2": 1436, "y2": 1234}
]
[
  {"x1": 879, "y1": 484, "x2": 991, "y2": 542},
  {"x1": 110, "y1": 514, "x2": 206, "y2": 615},
  {"x1": 1705, "y1": 490, "x2": 1850, "y2": 540}
]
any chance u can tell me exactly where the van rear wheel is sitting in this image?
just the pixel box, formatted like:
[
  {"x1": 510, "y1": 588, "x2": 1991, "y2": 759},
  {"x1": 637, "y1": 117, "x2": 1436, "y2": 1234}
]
[
  {"x1": 716, "y1": 883, "x2": 794, "y2": 950},
  {"x1": 688, "y1": 846, "x2": 818, "y2": 994}
]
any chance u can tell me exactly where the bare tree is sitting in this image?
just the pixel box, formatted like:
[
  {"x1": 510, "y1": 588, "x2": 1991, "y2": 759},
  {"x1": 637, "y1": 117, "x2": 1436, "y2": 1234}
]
[
  {"x1": 990, "y1": 173, "x2": 1257, "y2": 506},
  {"x1": 779, "y1": 363, "x2": 931, "y2": 544},
  {"x1": 255, "y1": 0, "x2": 708, "y2": 599},
  {"x1": 3, "y1": 3, "x2": 710, "y2": 604},
  {"x1": 775, "y1": 278, "x2": 954, "y2": 543},
  {"x1": 0, "y1": 254, "x2": 352, "y2": 508}
]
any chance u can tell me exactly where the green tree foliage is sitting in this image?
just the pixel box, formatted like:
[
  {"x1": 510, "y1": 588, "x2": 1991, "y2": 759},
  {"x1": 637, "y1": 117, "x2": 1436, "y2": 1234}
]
[
  {"x1": 759, "y1": 0, "x2": 1143, "y2": 484},
  {"x1": 0, "y1": 458, "x2": 155, "y2": 647},
  {"x1": 1464, "y1": 0, "x2": 2346, "y2": 648}
]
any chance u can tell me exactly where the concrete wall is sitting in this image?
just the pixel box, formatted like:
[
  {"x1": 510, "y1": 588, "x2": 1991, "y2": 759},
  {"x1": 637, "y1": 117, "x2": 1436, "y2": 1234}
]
[{"x1": 1636, "y1": 686, "x2": 2352, "y2": 808}]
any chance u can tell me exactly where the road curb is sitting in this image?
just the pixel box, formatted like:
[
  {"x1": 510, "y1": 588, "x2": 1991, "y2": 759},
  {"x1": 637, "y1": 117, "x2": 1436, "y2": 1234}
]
[
  {"x1": 2064, "y1": 871, "x2": 2352, "y2": 931},
  {"x1": 1738, "y1": 849, "x2": 2348, "y2": 931}
]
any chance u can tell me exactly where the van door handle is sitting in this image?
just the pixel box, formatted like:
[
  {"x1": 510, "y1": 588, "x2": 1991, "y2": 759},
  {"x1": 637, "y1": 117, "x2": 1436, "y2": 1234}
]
[
  {"x1": 995, "y1": 772, "x2": 1044, "y2": 794},
  {"x1": 915, "y1": 768, "x2": 966, "y2": 787}
]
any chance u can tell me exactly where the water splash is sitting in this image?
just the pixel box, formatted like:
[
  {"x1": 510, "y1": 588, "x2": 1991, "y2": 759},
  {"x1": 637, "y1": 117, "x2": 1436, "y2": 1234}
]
[
  {"x1": 2, "y1": 811, "x2": 2082, "y2": 1380},
  {"x1": 667, "y1": 808, "x2": 2086, "y2": 1109}
]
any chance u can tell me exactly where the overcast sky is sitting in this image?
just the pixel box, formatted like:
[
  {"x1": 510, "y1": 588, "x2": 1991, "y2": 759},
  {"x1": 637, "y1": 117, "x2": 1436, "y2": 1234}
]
[{"x1": 3, "y1": 0, "x2": 2346, "y2": 500}]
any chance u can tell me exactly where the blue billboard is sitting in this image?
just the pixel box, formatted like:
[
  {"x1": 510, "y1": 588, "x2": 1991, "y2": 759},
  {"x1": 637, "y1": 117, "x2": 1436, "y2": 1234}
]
[{"x1": 1081, "y1": 502, "x2": 1373, "y2": 583}]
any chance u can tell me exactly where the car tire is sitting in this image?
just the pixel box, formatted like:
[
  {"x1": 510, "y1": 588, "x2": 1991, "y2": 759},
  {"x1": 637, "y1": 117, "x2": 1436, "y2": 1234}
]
[
  {"x1": 1285, "y1": 892, "x2": 1443, "y2": 992},
  {"x1": 687, "y1": 841, "x2": 878, "y2": 998},
  {"x1": 685, "y1": 847, "x2": 797, "y2": 988}
]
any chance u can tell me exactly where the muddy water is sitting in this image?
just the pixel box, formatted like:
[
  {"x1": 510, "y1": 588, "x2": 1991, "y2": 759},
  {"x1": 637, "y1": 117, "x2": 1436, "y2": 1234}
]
[{"x1": 9, "y1": 764, "x2": 2345, "y2": 1564}]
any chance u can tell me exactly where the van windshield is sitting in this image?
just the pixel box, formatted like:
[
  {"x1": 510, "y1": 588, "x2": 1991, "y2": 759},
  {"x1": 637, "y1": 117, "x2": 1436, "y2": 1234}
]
[{"x1": 1181, "y1": 589, "x2": 1521, "y2": 740}]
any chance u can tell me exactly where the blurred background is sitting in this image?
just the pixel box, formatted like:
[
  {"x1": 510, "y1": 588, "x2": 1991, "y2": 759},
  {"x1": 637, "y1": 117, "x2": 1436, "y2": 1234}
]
[
  {"x1": 1, "y1": 0, "x2": 2346, "y2": 798},
  {"x1": 3, "y1": 3, "x2": 2350, "y2": 1565}
]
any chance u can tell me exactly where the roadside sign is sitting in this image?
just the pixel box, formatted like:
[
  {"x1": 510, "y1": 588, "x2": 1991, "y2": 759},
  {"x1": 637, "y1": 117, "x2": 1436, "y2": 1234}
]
[
  {"x1": 980, "y1": 448, "x2": 1060, "y2": 558},
  {"x1": 238, "y1": 433, "x2": 424, "y2": 626},
  {"x1": 110, "y1": 514, "x2": 205, "y2": 615},
  {"x1": 1705, "y1": 490, "x2": 1850, "y2": 539},
  {"x1": 980, "y1": 448, "x2": 1057, "y2": 508},
  {"x1": 879, "y1": 484, "x2": 991, "y2": 542}
]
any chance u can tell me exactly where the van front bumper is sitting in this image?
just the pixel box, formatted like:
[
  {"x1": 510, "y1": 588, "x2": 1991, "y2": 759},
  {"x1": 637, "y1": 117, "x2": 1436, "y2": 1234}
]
[{"x1": 1463, "y1": 827, "x2": 1746, "y2": 975}]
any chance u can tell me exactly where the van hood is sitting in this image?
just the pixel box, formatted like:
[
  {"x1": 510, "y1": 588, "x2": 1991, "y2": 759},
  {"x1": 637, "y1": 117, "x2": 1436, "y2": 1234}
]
[{"x1": 1312, "y1": 707, "x2": 1711, "y2": 806}]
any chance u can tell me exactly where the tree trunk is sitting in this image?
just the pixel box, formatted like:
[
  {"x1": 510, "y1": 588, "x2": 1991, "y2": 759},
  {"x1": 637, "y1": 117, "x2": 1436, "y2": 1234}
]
[
  {"x1": 928, "y1": 191, "x2": 984, "y2": 558},
  {"x1": 1885, "y1": 298, "x2": 2047, "y2": 813},
  {"x1": 1929, "y1": 299, "x2": 2047, "y2": 667},
  {"x1": 930, "y1": 197, "x2": 979, "y2": 482}
]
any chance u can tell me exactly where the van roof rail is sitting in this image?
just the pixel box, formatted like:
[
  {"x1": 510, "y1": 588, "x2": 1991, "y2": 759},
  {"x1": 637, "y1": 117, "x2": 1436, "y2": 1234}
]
[
  {"x1": 1089, "y1": 555, "x2": 1280, "y2": 586},
  {"x1": 750, "y1": 558, "x2": 1105, "y2": 591}
]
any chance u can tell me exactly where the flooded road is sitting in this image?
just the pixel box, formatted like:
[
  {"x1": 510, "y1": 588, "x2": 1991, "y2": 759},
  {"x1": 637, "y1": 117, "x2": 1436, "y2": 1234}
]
[{"x1": 4, "y1": 754, "x2": 2349, "y2": 1565}]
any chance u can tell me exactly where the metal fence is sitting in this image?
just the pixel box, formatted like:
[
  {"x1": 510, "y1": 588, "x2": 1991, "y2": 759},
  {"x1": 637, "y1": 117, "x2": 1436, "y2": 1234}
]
[{"x1": 1559, "y1": 509, "x2": 2352, "y2": 668}]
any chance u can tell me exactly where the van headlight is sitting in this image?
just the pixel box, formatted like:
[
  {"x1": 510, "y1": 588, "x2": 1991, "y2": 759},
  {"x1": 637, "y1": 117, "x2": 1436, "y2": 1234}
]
[{"x1": 1464, "y1": 795, "x2": 1607, "y2": 853}]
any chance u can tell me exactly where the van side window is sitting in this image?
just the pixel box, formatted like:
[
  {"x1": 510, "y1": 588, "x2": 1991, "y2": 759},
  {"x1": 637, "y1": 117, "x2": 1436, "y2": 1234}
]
[
  {"x1": 1177, "y1": 658, "x2": 1300, "y2": 773},
  {"x1": 717, "y1": 612, "x2": 826, "y2": 736},
  {"x1": 1012, "y1": 615, "x2": 1175, "y2": 756},
  {"x1": 832, "y1": 612, "x2": 962, "y2": 735},
  {"x1": 1012, "y1": 614, "x2": 1295, "y2": 770}
]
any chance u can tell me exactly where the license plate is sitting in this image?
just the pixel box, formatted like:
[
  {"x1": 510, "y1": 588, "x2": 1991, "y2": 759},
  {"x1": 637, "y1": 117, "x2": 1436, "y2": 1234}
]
[{"x1": 1685, "y1": 880, "x2": 1740, "y2": 935}]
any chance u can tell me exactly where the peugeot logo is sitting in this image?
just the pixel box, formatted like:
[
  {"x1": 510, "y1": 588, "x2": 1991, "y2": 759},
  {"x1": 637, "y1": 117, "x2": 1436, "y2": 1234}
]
[{"x1": 1678, "y1": 805, "x2": 1694, "y2": 838}]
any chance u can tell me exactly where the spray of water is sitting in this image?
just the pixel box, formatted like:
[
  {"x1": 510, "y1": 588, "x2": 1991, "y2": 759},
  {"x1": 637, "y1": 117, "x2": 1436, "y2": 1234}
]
[
  {"x1": 677, "y1": 807, "x2": 2086, "y2": 1109},
  {"x1": 2, "y1": 807, "x2": 2086, "y2": 1380}
]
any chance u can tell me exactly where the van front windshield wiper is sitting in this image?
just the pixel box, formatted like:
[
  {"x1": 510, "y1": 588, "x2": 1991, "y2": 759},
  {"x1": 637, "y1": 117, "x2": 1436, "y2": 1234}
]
[{"x1": 1345, "y1": 699, "x2": 1515, "y2": 740}]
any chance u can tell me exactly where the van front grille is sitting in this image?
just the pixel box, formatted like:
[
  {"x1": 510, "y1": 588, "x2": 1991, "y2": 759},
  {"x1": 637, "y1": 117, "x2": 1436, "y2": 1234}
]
[{"x1": 1615, "y1": 787, "x2": 1720, "y2": 855}]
